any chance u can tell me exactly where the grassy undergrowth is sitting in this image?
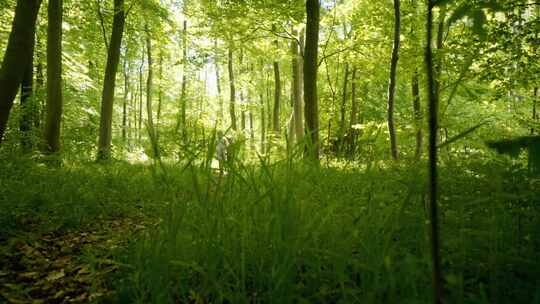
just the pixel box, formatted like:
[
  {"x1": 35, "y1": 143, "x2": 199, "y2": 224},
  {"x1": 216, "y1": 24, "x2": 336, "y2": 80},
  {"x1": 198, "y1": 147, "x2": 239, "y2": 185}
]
[{"x1": 1, "y1": 155, "x2": 539, "y2": 303}]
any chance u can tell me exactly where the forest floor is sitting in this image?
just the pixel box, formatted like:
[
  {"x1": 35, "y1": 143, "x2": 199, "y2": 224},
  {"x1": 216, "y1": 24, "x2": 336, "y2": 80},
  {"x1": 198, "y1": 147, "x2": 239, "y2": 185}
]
[
  {"x1": 0, "y1": 217, "x2": 150, "y2": 303},
  {"x1": 0, "y1": 155, "x2": 539, "y2": 303}
]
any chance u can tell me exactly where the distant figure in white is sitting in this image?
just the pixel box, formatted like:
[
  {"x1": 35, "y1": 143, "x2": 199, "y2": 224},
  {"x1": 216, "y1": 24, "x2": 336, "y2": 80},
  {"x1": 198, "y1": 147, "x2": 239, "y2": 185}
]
[{"x1": 216, "y1": 131, "x2": 229, "y2": 173}]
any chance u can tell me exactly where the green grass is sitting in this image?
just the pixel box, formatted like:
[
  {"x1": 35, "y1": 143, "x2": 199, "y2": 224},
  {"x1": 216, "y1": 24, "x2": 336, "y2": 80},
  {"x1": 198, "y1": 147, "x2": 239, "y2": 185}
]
[{"x1": 1, "y1": 154, "x2": 539, "y2": 303}]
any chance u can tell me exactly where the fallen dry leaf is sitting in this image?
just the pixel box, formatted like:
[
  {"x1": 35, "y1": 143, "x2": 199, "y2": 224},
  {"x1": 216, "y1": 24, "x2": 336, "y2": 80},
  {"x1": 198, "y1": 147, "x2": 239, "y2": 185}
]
[{"x1": 45, "y1": 269, "x2": 65, "y2": 282}]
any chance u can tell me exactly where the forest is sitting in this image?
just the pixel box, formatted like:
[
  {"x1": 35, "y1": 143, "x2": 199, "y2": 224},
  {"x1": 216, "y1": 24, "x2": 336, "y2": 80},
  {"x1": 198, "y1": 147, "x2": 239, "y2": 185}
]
[{"x1": 0, "y1": 0, "x2": 539, "y2": 303}]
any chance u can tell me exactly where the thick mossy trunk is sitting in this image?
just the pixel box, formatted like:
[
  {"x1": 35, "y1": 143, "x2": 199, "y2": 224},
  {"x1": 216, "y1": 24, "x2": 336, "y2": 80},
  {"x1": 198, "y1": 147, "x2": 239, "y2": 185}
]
[
  {"x1": 97, "y1": 0, "x2": 125, "y2": 160},
  {"x1": 304, "y1": 0, "x2": 320, "y2": 161},
  {"x1": 0, "y1": 0, "x2": 42, "y2": 145}
]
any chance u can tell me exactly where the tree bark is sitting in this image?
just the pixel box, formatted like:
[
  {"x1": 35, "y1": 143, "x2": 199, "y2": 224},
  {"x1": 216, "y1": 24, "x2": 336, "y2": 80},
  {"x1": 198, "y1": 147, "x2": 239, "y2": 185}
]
[
  {"x1": 412, "y1": 69, "x2": 423, "y2": 159},
  {"x1": 340, "y1": 63, "x2": 350, "y2": 137},
  {"x1": 138, "y1": 52, "x2": 144, "y2": 142},
  {"x1": 273, "y1": 61, "x2": 281, "y2": 133},
  {"x1": 157, "y1": 52, "x2": 163, "y2": 128},
  {"x1": 145, "y1": 24, "x2": 159, "y2": 159},
  {"x1": 533, "y1": 87, "x2": 538, "y2": 135},
  {"x1": 228, "y1": 48, "x2": 237, "y2": 130},
  {"x1": 387, "y1": 0, "x2": 401, "y2": 160},
  {"x1": 35, "y1": 52, "x2": 44, "y2": 129},
  {"x1": 43, "y1": 0, "x2": 63, "y2": 153},
  {"x1": 215, "y1": 40, "x2": 223, "y2": 125},
  {"x1": 0, "y1": 0, "x2": 42, "y2": 145},
  {"x1": 97, "y1": 0, "x2": 125, "y2": 160},
  {"x1": 122, "y1": 53, "x2": 129, "y2": 143},
  {"x1": 425, "y1": 1, "x2": 443, "y2": 303},
  {"x1": 434, "y1": 4, "x2": 447, "y2": 98},
  {"x1": 180, "y1": 19, "x2": 188, "y2": 140},
  {"x1": 292, "y1": 29, "x2": 304, "y2": 143},
  {"x1": 304, "y1": 0, "x2": 320, "y2": 161},
  {"x1": 350, "y1": 66, "x2": 358, "y2": 127},
  {"x1": 241, "y1": 92, "x2": 246, "y2": 131},
  {"x1": 20, "y1": 32, "x2": 36, "y2": 151}
]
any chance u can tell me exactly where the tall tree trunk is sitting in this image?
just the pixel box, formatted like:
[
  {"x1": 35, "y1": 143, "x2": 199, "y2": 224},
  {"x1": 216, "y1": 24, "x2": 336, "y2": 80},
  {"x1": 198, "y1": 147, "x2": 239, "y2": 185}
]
[
  {"x1": 273, "y1": 61, "x2": 281, "y2": 133},
  {"x1": 122, "y1": 53, "x2": 129, "y2": 143},
  {"x1": 97, "y1": 0, "x2": 125, "y2": 160},
  {"x1": 412, "y1": 69, "x2": 423, "y2": 159},
  {"x1": 35, "y1": 52, "x2": 44, "y2": 129},
  {"x1": 180, "y1": 19, "x2": 188, "y2": 140},
  {"x1": 350, "y1": 66, "x2": 358, "y2": 127},
  {"x1": 339, "y1": 63, "x2": 350, "y2": 137},
  {"x1": 0, "y1": 0, "x2": 42, "y2": 145},
  {"x1": 215, "y1": 40, "x2": 223, "y2": 125},
  {"x1": 157, "y1": 53, "x2": 163, "y2": 131},
  {"x1": 387, "y1": 0, "x2": 401, "y2": 160},
  {"x1": 43, "y1": 0, "x2": 63, "y2": 153},
  {"x1": 228, "y1": 48, "x2": 237, "y2": 130},
  {"x1": 241, "y1": 92, "x2": 246, "y2": 131},
  {"x1": 434, "y1": 4, "x2": 447, "y2": 99},
  {"x1": 425, "y1": 1, "x2": 443, "y2": 303},
  {"x1": 145, "y1": 24, "x2": 158, "y2": 159},
  {"x1": 249, "y1": 111, "x2": 255, "y2": 143},
  {"x1": 138, "y1": 53, "x2": 144, "y2": 143},
  {"x1": 292, "y1": 28, "x2": 304, "y2": 143},
  {"x1": 260, "y1": 93, "x2": 266, "y2": 152},
  {"x1": 20, "y1": 32, "x2": 36, "y2": 151},
  {"x1": 304, "y1": 0, "x2": 320, "y2": 161},
  {"x1": 533, "y1": 87, "x2": 538, "y2": 135}
]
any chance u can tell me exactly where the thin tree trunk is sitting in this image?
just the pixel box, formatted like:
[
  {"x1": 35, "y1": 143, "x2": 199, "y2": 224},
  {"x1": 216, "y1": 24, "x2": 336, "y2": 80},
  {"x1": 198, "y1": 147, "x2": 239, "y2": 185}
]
[
  {"x1": 145, "y1": 24, "x2": 158, "y2": 159},
  {"x1": 434, "y1": 4, "x2": 447, "y2": 98},
  {"x1": 215, "y1": 40, "x2": 223, "y2": 124},
  {"x1": 138, "y1": 53, "x2": 143, "y2": 143},
  {"x1": 97, "y1": 0, "x2": 125, "y2": 160},
  {"x1": 412, "y1": 69, "x2": 423, "y2": 159},
  {"x1": 273, "y1": 61, "x2": 281, "y2": 133},
  {"x1": 249, "y1": 111, "x2": 255, "y2": 142},
  {"x1": 425, "y1": 1, "x2": 443, "y2": 303},
  {"x1": 228, "y1": 48, "x2": 237, "y2": 130},
  {"x1": 157, "y1": 52, "x2": 163, "y2": 127},
  {"x1": 20, "y1": 32, "x2": 36, "y2": 151},
  {"x1": 122, "y1": 53, "x2": 129, "y2": 143},
  {"x1": 0, "y1": 0, "x2": 42, "y2": 145},
  {"x1": 340, "y1": 63, "x2": 350, "y2": 137},
  {"x1": 304, "y1": 0, "x2": 320, "y2": 161},
  {"x1": 35, "y1": 53, "x2": 44, "y2": 129},
  {"x1": 533, "y1": 87, "x2": 538, "y2": 134},
  {"x1": 180, "y1": 19, "x2": 188, "y2": 140},
  {"x1": 260, "y1": 93, "x2": 266, "y2": 152},
  {"x1": 387, "y1": 0, "x2": 401, "y2": 160},
  {"x1": 241, "y1": 97, "x2": 246, "y2": 131},
  {"x1": 350, "y1": 66, "x2": 358, "y2": 127},
  {"x1": 292, "y1": 28, "x2": 304, "y2": 143},
  {"x1": 43, "y1": 0, "x2": 63, "y2": 153}
]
